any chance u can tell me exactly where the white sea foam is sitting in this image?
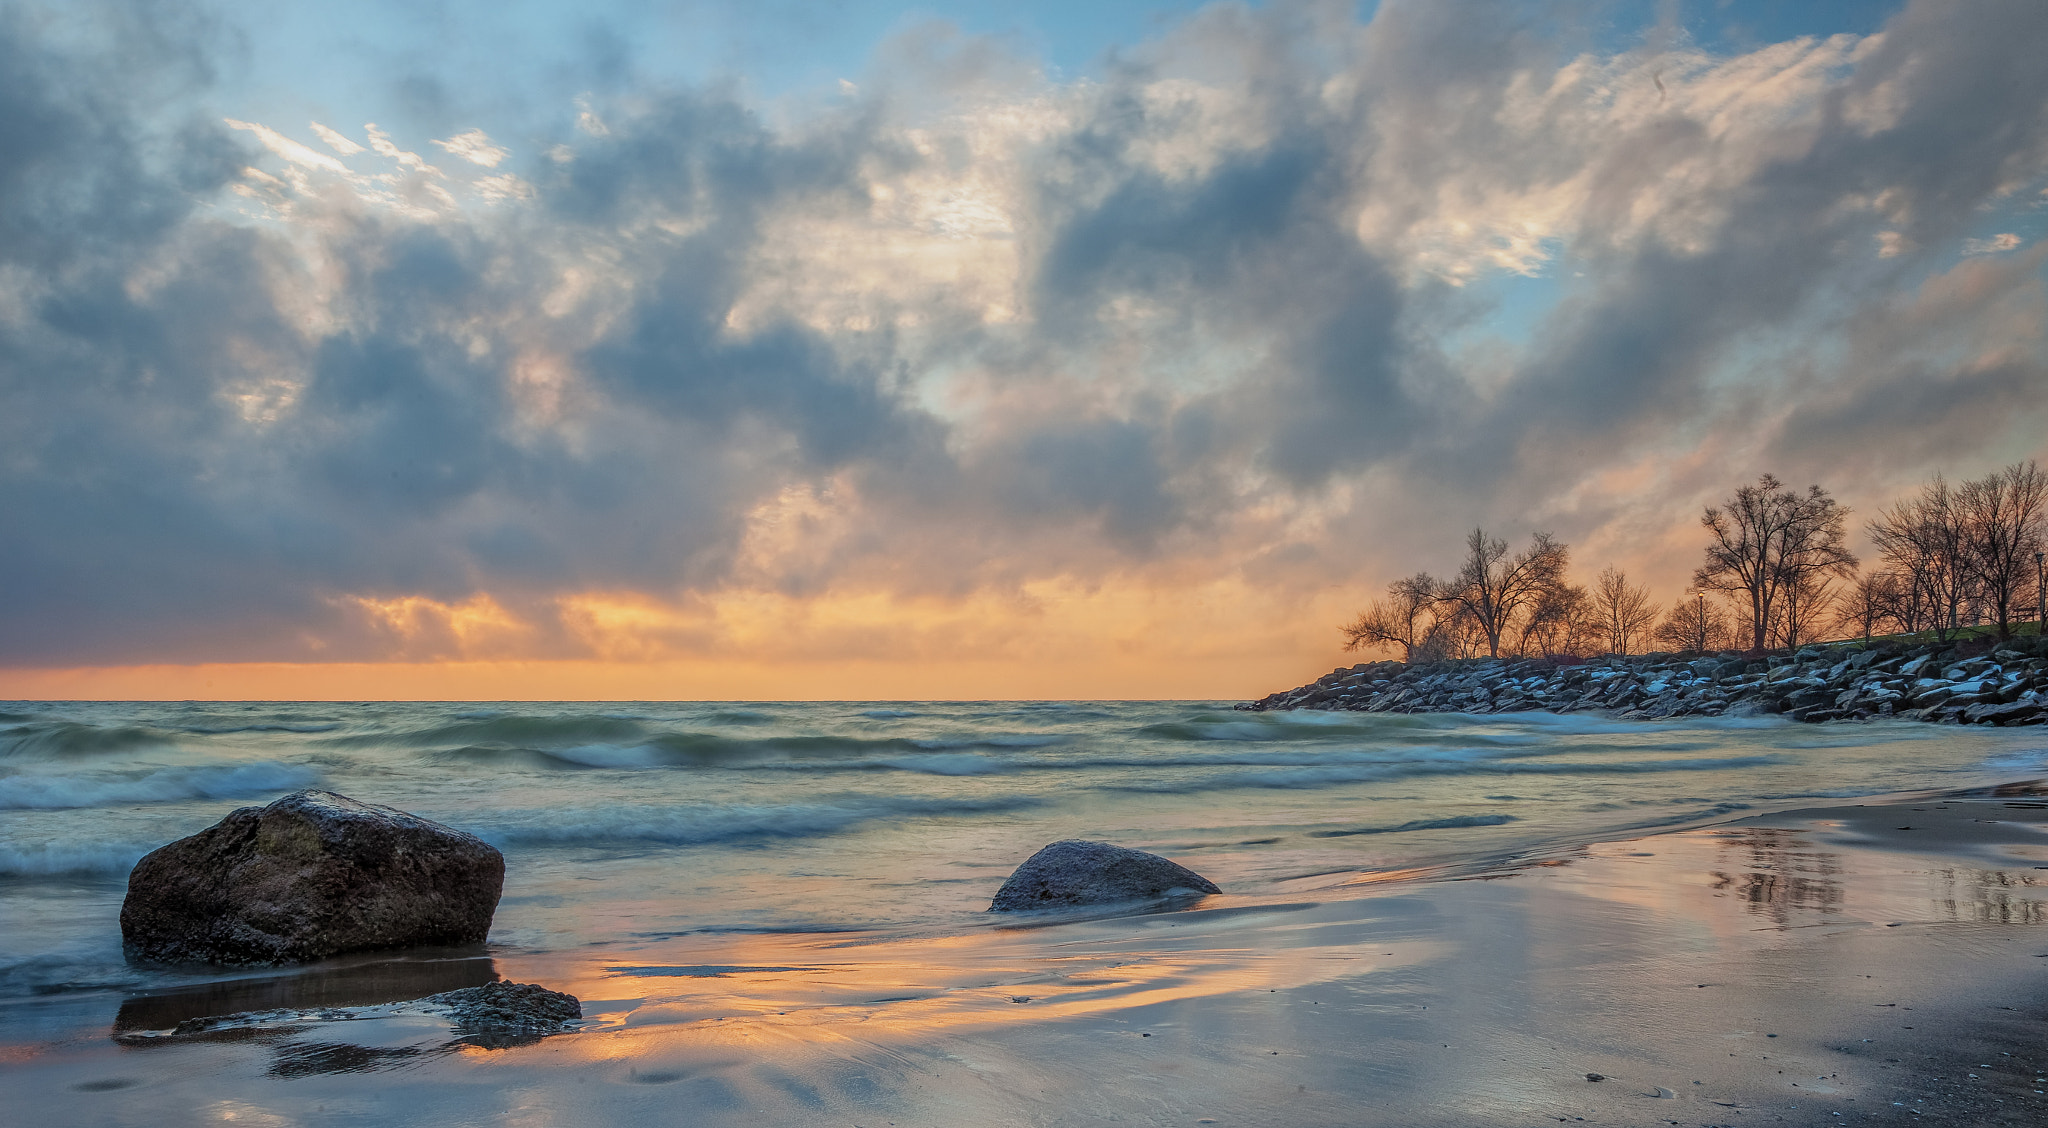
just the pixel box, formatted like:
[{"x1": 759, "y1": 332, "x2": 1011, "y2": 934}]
[{"x1": 0, "y1": 762, "x2": 320, "y2": 809}]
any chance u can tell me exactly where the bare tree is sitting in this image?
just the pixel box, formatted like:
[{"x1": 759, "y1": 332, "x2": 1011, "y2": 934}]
[
  {"x1": 1958, "y1": 461, "x2": 2048, "y2": 639},
  {"x1": 1770, "y1": 570, "x2": 1839, "y2": 650},
  {"x1": 1869, "y1": 476, "x2": 1971, "y2": 643},
  {"x1": 1655, "y1": 595, "x2": 1734, "y2": 653},
  {"x1": 1695, "y1": 475, "x2": 1857, "y2": 652},
  {"x1": 1518, "y1": 582, "x2": 1595, "y2": 659},
  {"x1": 1340, "y1": 574, "x2": 1441, "y2": 662},
  {"x1": 1414, "y1": 605, "x2": 1484, "y2": 663},
  {"x1": 1436, "y1": 529, "x2": 1572, "y2": 659},
  {"x1": 1594, "y1": 567, "x2": 1656, "y2": 657},
  {"x1": 1833, "y1": 570, "x2": 1902, "y2": 643}
]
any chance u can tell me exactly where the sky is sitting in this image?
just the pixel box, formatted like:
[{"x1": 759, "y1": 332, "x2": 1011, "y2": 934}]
[{"x1": 2, "y1": 0, "x2": 2046, "y2": 700}]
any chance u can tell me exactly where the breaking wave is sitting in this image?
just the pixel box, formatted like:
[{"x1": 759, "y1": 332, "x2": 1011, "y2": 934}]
[{"x1": 0, "y1": 721, "x2": 176, "y2": 759}]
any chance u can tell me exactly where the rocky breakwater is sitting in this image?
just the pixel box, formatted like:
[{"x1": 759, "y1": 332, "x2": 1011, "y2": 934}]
[{"x1": 1238, "y1": 635, "x2": 2048, "y2": 726}]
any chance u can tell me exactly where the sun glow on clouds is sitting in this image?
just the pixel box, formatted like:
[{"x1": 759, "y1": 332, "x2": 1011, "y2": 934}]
[{"x1": 5, "y1": 1, "x2": 2048, "y2": 698}]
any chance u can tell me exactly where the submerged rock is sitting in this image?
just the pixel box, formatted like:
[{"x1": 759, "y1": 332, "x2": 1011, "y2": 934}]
[
  {"x1": 426, "y1": 981, "x2": 582, "y2": 1035},
  {"x1": 990, "y1": 840, "x2": 1220, "y2": 912},
  {"x1": 121, "y1": 789, "x2": 504, "y2": 965}
]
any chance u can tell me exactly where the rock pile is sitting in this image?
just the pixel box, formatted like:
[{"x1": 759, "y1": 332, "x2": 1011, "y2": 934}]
[{"x1": 1239, "y1": 636, "x2": 2048, "y2": 726}]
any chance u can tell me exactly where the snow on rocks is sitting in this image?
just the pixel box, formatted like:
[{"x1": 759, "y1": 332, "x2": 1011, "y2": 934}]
[{"x1": 1238, "y1": 637, "x2": 2048, "y2": 727}]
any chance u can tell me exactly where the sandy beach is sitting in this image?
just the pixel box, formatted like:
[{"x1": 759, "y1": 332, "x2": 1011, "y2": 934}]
[{"x1": 8, "y1": 782, "x2": 2047, "y2": 1127}]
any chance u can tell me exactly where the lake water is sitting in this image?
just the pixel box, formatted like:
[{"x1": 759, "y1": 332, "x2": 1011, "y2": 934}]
[{"x1": 4, "y1": 699, "x2": 2046, "y2": 1047}]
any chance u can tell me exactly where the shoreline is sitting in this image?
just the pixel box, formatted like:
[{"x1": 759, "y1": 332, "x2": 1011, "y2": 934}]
[
  {"x1": 1240, "y1": 635, "x2": 2048, "y2": 727},
  {"x1": 8, "y1": 779, "x2": 2048, "y2": 1125}
]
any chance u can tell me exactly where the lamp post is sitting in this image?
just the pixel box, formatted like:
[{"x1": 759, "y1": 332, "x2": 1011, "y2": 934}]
[
  {"x1": 1692, "y1": 590, "x2": 1707, "y2": 654},
  {"x1": 2036, "y1": 551, "x2": 2045, "y2": 639}
]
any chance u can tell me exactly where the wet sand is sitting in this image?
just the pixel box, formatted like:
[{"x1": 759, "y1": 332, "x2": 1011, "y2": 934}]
[{"x1": 8, "y1": 786, "x2": 2048, "y2": 1127}]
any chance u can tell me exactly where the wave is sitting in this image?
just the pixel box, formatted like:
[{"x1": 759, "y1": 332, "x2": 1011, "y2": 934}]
[
  {"x1": 0, "y1": 840, "x2": 159, "y2": 877},
  {"x1": 172, "y1": 723, "x2": 341, "y2": 735},
  {"x1": 1616, "y1": 801, "x2": 1755, "y2": 829},
  {"x1": 0, "y1": 721, "x2": 175, "y2": 759},
  {"x1": 355, "y1": 714, "x2": 653, "y2": 749},
  {"x1": 691, "y1": 742, "x2": 1602, "y2": 778},
  {"x1": 1496, "y1": 713, "x2": 1688, "y2": 734},
  {"x1": 0, "y1": 762, "x2": 321, "y2": 809},
  {"x1": 1142, "y1": 714, "x2": 1575, "y2": 746},
  {"x1": 421, "y1": 730, "x2": 1072, "y2": 771},
  {"x1": 1112, "y1": 755, "x2": 1786, "y2": 792},
  {"x1": 861, "y1": 709, "x2": 920, "y2": 719},
  {"x1": 464, "y1": 794, "x2": 1044, "y2": 849},
  {"x1": 1142, "y1": 716, "x2": 1437, "y2": 743},
  {"x1": 1308, "y1": 814, "x2": 1519, "y2": 838},
  {"x1": 871, "y1": 753, "x2": 1009, "y2": 776},
  {"x1": 0, "y1": 954, "x2": 145, "y2": 998},
  {"x1": 914, "y1": 734, "x2": 1068, "y2": 750}
]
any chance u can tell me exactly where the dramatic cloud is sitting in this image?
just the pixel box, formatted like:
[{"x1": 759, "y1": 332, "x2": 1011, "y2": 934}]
[{"x1": 2, "y1": 0, "x2": 2045, "y2": 690}]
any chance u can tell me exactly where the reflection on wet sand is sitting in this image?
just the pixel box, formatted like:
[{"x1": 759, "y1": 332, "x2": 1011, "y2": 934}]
[
  {"x1": 1706, "y1": 827, "x2": 1846, "y2": 926},
  {"x1": 113, "y1": 948, "x2": 496, "y2": 1033},
  {"x1": 105, "y1": 951, "x2": 589, "y2": 1078},
  {"x1": 548, "y1": 897, "x2": 1435, "y2": 1047}
]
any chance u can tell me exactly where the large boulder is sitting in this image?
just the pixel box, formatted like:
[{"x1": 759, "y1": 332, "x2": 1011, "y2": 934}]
[
  {"x1": 989, "y1": 840, "x2": 1219, "y2": 912},
  {"x1": 121, "y1": 789, "x2": 504, "y2": 965}
]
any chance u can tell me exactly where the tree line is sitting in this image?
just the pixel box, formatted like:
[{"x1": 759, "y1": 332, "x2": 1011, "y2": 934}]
[{"x1": 1342, "y1": 461, "x2": 2048, "y2": 663}]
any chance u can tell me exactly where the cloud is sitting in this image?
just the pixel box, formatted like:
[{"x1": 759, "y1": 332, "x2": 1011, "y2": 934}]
[
  {"x1": 433, "y1": 127, "x2": 509, "y2": 167},
  {"x1": 225, "y1": 118, "x2": 348, "y2": 171},
  {"x1": 1963, "y1": 232, "x2": 2023, "y2": 255},
  {"x1": 3, "y1": 0, "x2": 2047, "y2": 677},
  {"x1": 310, "y1": 121, "x2": 366, "y2": 156}
]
